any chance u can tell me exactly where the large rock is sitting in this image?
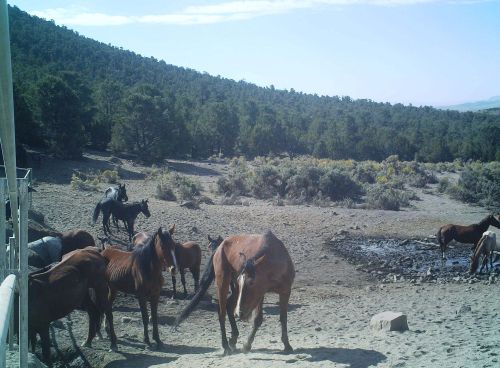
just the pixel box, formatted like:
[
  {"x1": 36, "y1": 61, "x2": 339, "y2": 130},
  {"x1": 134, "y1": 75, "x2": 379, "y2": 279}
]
[{"x1": 370, "y1": 311, "x2": 408, "y2": 332}]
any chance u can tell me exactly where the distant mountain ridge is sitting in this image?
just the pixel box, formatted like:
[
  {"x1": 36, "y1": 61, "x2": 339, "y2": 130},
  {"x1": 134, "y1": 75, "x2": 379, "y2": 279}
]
[{"x1": 443, "y1": 96, "x2": 500, "y2": 112}]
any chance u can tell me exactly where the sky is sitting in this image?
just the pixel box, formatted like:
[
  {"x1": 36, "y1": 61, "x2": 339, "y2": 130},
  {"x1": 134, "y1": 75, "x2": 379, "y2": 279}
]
[{"x1": 7, "y1": 0, "x2": 500, "y2": 107}]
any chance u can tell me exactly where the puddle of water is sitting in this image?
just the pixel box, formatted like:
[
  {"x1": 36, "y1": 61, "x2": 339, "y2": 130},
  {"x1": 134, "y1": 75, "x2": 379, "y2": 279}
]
[{"x1": 329, "y1": 238, "x2": 498, "y2": 278}]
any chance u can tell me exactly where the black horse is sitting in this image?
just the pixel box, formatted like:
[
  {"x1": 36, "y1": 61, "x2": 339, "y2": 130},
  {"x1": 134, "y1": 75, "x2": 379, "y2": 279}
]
[
  {"x1": 103, "y1": 184, "x2": 128, "y2": 228},
  {"x1": 93, "y1": 199, "x2": 150, "y2": 242}
]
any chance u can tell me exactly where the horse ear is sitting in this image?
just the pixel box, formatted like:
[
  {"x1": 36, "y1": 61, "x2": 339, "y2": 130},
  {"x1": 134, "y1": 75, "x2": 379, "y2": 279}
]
[
  {"x1": 208, "y1": 235, "x2": 213, "y2": 242},
  {"x1": 158, "y1": 227, "x2": 163, "y2": 235},
  {"x1": 169, "y1": 224, "x2": 175, "y2": 235}
]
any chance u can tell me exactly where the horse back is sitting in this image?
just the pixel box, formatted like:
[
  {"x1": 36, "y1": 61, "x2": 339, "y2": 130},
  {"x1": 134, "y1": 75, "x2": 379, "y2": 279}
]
[
  {"x1": 176, "y1": 241, "x2": 202, "y2": 269},
  {"x1": 218, "y1": 232, "x2": 295, "y2": 289},
  {"x1": 60, "y1": 229, "x2": 96, "y2": 255},
  {"x1": 102, "y1": 247, "x2": 144, "y2": 294}
]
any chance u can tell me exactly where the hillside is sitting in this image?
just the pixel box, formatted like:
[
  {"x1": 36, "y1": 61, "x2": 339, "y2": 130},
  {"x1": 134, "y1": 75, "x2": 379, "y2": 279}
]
[
  {"x1": 443, "y1": 96, "x2": 500, "y2": 112},
  {"x1": 8, "y1": 5, "x2": 500, "y2": 163}
]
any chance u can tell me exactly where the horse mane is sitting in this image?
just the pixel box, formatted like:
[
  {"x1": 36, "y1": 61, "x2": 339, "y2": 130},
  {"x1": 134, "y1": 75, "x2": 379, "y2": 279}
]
[
  {"x1": 240, "y1": 230, "x2": 275, "y2": 276},
  {"x1": 132, "y1": 233, "x2": 157, "y2": 279}
]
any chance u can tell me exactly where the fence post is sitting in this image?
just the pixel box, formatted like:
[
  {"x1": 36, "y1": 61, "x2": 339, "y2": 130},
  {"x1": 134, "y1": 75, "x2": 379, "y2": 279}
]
[
  {"x1": 0, "y1": 180, "x2": 5, "y2": 283},
  {"x1": 18, "y1": 179, "x2": 28, "y2": 367}
]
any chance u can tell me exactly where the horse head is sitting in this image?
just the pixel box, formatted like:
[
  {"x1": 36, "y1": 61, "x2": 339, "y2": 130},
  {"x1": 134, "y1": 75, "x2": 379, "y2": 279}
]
[
  {"x1": 117, "y1": 183, "x2": 128, "y2": 202},
  {"x1": 140, "y1": 199, "x2": 151, "y2": 218},
  {"x1": 155, "y1": 226, "x2": 178, "y2": 275},
  {"x1": 235, "y1": 253, "x2": 265, "y2": 322},
  {"x1": 207, "y1": 235, "x2": 223, "y2": 253},
  {"x1": 488, "y1": 214, "x2": 500, "y2": 229}
]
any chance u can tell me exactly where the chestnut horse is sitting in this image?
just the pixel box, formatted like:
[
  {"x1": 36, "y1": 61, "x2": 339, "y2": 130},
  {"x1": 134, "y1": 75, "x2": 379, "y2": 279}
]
[
  {"x1": 28, "y1": 247, "x2": 117, "y2": 365},
  {"x1": 171, "y1": 240, "x2": 202, "y2": 299},
  {"x1": 175, "y1": 231, "x2": 295, "y2": 355},
  {"x1": 470, "y1": 231, "x2": 498, "y2": 274},
  {"x1": 101, "y1": 226, "x2": 178, "y2": 347},
  {"x1": 437, "y1": 214, "x2": 500, "y2": 259}
]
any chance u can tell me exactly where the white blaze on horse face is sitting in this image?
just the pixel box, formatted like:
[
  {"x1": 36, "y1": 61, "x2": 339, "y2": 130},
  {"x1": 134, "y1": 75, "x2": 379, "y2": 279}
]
[{"x1": 235, "y1": 274, "x2": 246, "y2": 319}]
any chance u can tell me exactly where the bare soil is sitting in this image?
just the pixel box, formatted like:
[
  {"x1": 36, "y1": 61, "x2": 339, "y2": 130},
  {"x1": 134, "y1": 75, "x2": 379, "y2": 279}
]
[{"x1": 27, "y1": 152, "x2": 500, "y2": 368}]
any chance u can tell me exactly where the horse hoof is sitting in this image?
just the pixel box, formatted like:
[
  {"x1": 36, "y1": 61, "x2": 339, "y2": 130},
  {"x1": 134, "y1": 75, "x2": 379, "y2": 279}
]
[
  {"x1": 81, "y1": 341, "x2": 92, "y2": 348},
  {"x1": 283, "y1": 345, "x2": 294, "y2": 354},
  {"x1": 109, "y1": 344, "x2": 118, "y2": 352},
  {"x1": 155, "y1": 341, "x2": 164, "y2": 350},
  {"x1": 222, "y1": 348, "x2": 233, "y2": 356}
]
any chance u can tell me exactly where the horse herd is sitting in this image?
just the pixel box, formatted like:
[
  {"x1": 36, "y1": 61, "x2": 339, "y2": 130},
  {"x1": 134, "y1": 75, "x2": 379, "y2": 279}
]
[
  {"x1": 19, "y1": 183, "x2": 500, "y2": 366},
  {"x1": 23, "y1": 184, "x2": 295, "y2": 365}
]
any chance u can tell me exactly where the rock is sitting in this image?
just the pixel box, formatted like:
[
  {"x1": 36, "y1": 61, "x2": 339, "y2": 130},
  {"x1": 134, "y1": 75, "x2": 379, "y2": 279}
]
[
  {"x1": 457, "y1": 305, "x2": 471, "y2": 315},
  {"x1": 122, "y1": 316, "x2": 132, "y2": 323},
  {"x1": 191, "y1": 226, "x2": 199, "y2": 233},
  {"x1": 319, "y1": 254, "x2": 328, "y2": 260},
  {"x1": 180, "y1": 200, "x2": 200, "y2": 210},
  {"x1": 197, "y1": 195, "x2": 215, "y2": 205},
  {"x1": 370, "y1": 311, "x2": 409, "y2": 332}
]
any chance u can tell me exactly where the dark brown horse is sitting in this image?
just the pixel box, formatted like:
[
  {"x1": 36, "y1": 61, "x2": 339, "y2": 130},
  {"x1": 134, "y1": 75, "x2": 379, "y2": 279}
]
[
  {"x1": 101, "y1": 226, "x2": 177, "y2": 347},
  {"x1": 437, "y1": 214, "x2": 500, "y2": 259},
  {"x1": 175, "y1": 231, "x2": 295, "y2": 355},
  {"x1": 28, "y1": 247, "x2": 117, "y2": 365},
  {"x1": 27, "y1": 229, "x2": 96, "y2": 268},
  {"x1": 171, "y1": 240, "x2": 202, "y2": 299}
]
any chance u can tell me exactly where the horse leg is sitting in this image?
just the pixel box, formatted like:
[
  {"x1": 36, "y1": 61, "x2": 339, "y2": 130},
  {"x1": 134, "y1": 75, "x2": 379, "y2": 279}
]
[
  {"x1": 102, "y1": 288, "x2": 117, "y2": 339},
  {"x1": 215, "y1": 271, "x2": 231, "y2": 355},
  {"x1": 226, "y1": 282, "x2": 239, "y2": 351},
  {"x1": 127, "y1": 220, "x2": 134, "y2": 242},
  {"x1": 138, "y1": 297, "x2": 151, "y2": 346},
  {"x1": 279, "y1": 291, "x2": 293, "y2": 353},
  {"x1": 242, "y1": 297, "x2": 264, "y2": 353},
  {"x1": 150, "y1": 294, "x2": 163, "y2": 348},
  {"x1": 180, "y1": 270, "x2": 188, "y2": 297},
  {"x1": 192, "y1": 266, "x2": 200, "y2": 292},
  {"x1": 83, "y1": 294, "x2": 99, "y2": 348},
  {"x1": 96, "y1": 284, "x2": 117, "y2": 351},
  {"x1": 40, "y1": 326, "x2": 52, "y2": 365},
  {"x1": 171, "y1": 274, "x2": 177, "y2": 299}
]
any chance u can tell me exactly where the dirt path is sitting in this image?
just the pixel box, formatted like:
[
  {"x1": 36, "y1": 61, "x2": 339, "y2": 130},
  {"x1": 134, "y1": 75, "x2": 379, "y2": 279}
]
[{"x1": 29, "y1": 152, "x2": 500, "y2": 368}]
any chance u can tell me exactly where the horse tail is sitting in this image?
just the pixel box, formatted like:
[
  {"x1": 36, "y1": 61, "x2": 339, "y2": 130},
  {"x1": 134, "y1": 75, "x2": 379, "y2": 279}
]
[
  {"x1": 470, "y1": 234, "x2": 487, "y2": 274},
  {"x1": 174, "y1": 252, "x2": 215, "y2": 328},
  {"x1": 93, "y1": 202, "x2": 101, "y2": 223},
  {"x1": 436, "y1": 227, "x2": 446, "y2": 259}
]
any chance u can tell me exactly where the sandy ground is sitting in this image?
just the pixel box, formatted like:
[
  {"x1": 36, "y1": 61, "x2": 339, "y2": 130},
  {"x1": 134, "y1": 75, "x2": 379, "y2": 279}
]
[{"x1": 25, "y1": 151, "x2": 500, "y2": 368}]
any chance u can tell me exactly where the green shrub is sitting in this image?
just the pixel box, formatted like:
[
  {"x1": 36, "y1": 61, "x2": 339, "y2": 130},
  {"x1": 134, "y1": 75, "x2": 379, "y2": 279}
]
[
  {"x1": 98, "y1": 169, "x2": 119, "y2": 184},
  {"x1": 366, "y1": 185, "x2": 410, "y2": 211},
  {"x1": 71, "y1": 173, "x2": 98, "y2": 191},
  {"x1": 155, "y1": 170, "x2": 203, "y2": 201}
]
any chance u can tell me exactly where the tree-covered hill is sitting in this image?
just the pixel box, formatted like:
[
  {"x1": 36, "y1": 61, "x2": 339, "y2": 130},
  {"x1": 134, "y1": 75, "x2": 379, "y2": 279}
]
[{"x1": 8, "y1": 5, "x2": 500, "y2": 162}]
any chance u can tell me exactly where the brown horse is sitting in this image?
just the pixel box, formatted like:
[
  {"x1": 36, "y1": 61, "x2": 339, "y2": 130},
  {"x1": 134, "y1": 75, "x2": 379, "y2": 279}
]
[
  {"x1": 28, "y1": 247, "x2": 117, "y2": 365},
  {"x1": 437, "y1": 214, "x2": 500, "y2": 259},
  {"x1": 175, "y1": 231, "x2": 295, "y2": 355},
  {"x1": 101, "y1": 226, "x2": 178, "y2": 347},
  {"x1": 171, "y1": 240, "x2": 202, "y2": 299},
  {"x1": 27, "y1": 229, "x2": 96, "y2": 268}
]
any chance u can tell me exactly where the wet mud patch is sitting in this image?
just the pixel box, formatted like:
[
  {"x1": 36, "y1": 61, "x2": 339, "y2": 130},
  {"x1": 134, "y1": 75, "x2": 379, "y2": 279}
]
[{"x1": 327, "y1": 235, "x2": 500, "y2": 283}]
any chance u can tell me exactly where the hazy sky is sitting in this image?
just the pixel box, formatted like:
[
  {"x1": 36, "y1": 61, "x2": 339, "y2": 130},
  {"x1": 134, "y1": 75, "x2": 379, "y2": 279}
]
[{"x1": 7, "y1": 0, "x2": 500, "y2": 106}]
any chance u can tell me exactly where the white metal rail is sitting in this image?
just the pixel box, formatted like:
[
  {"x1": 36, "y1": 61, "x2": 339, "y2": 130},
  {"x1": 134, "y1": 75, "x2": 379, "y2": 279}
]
[{"x1": 0, "y1": 1, "x2": 30, "y2": 367}]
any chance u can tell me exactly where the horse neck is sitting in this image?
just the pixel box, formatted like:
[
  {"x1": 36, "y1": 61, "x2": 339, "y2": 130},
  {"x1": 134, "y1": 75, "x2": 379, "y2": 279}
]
[
  {"x1": 128, "y1": 203, "x2": 142, "y2": 216},
  {"x1": 478, "y1": 217, "x2": 492, "y2": 231}
]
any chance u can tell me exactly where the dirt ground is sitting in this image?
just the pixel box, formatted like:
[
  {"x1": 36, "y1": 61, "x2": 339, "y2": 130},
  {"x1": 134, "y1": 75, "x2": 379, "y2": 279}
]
[{"x1": 27, "y1": 152, "x2": 500, "y2": 368}]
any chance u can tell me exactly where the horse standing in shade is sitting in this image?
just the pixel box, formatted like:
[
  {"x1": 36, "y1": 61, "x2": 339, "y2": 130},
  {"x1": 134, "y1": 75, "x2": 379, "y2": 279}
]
[
  {"x1": 175, "y1": 231, "x2": 295, "y2": 355},
  {"x1": 437, "y1": 214, "x2": 500, "y2": 259},
  {"x1": 28, "y1": 247, "x2": 117, "y2": 365},
  {"x1": 171, "y1": 238, "x2": 202, "y2": 299},
  {"x1": 93, "y1": 199, "x2": 150, "y2": 242},
  {"x1": 470, "y1": 231, "x2": 498, "y2": 273},
  {"x1": 101, "y1": 226, "x2": 178, "y2": 347}
]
